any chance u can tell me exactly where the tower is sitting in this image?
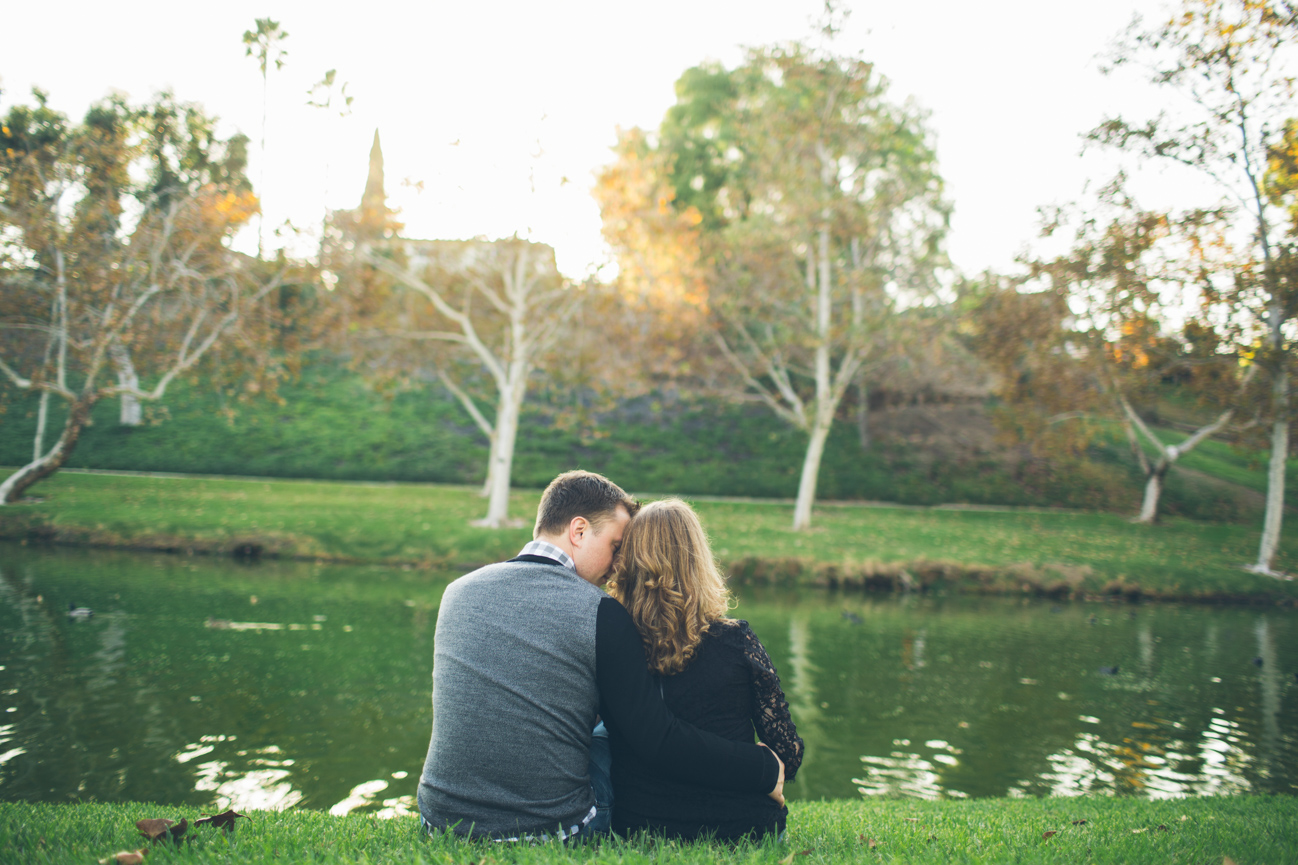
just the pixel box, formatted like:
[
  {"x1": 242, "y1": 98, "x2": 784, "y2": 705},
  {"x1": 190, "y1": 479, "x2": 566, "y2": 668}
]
[{"x1": 359, "y1": 129, "x2": 388, "y2": 236}]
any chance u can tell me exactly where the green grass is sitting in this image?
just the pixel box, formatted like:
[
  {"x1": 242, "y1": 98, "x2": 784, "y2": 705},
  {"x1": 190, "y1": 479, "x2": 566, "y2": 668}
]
[
  {"x1": 3, "y1": 471, "x2": 1297, "y2": 602},
  {"x1": 0, "y1": 357, "x2": 1216, "y2": 515},
  {"x1": 2, "y1": 797, "x2": 1295, "y2": 864}
]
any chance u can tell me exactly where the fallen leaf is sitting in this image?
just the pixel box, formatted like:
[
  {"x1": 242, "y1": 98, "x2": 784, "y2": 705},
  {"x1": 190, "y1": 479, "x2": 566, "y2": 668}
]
[
  {"x1": 168, "y1": 818, "x2": 187, "y2": 841},
  {"x1": 195, "y1": 809, "x2": 250, "y2": 830},
  {"x1": 99, "y1": 851, "x2": 148, "y2": 865},
  {"x1": 1131, "y1": 827, "x2": 1148, "y2": 834},
  {"x1": 799, "y1": 851, "x2": 812, "y2": 857},
  {"x1": 1156, "y1": 824, "x2": 1169, "y2": 832},
  {"x1": 1179, "y1": 815, "x2": 1189, "y2": 822},
  {"x1": 1223, "y1": 858, "x2": 1237, "y2": 865},
  {"x1": 1072, "y1": 819, "x2": 1088, "y2": 825},
  {"x1": 861, "y1": 837, "x2": 878, "y2": 849},
  {"x1": 135, "y1": 819, "x2": 173, "y2": 842},
  {"x1": 904, "y1": 817, "x2": 920, "y2": 823},
  {"x1": 1043, "y1": 831, "x2": 1058, "y2": 839}
]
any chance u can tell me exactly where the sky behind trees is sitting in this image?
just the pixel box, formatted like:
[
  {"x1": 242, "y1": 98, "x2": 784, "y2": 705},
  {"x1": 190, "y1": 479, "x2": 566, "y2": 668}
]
[{"x1": 5, "y1": 0, "x2": 1211, "y2": 277}]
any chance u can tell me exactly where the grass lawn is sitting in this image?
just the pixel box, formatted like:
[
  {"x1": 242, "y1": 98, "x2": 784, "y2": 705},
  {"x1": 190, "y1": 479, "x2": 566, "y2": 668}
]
[
  {"x1": 2, "y1": 470, "x2": 1297, "y2": 603},
  {"x1": 0, "y1": 358, "x2": 1256, "y2": 519},
  {"x1": 2, "y1": 796, "x2": 1294, "y2": 865}
]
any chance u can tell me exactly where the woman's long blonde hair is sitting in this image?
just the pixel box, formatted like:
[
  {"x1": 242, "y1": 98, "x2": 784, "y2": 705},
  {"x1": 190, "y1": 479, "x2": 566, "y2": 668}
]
[{"x1": 607, "y1": 498, "x2": 732, "y2": 675}]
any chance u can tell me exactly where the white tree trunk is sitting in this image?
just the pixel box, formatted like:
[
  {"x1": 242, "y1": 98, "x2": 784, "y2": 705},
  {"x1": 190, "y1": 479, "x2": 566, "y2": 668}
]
[
  {"x1": 479, "y1": 436, "x2": 497, "y2": 498},
  {"x1": 1256, "y1": 368, "x2": 1289, "y2": 573},
  {"x1": 480, "y1": 365, "x2": 527, "y2": 528},
  {"x1": 792, "y1": 414, "x2": 832, "y2": 531},
  {"x1": 1136, "y1": 464, "x2": 1167, "y2": 524},
  {"x1": 2, "y1": 399, "x2": 92, "y2": 504},
  {"x1": 1120, "y1": 396, "x2": 1234, "y2": 526},
  {"x1": 793, "y1": 225, "x2": 834, "y2": 531},
  {"x1": 111, "y1": 342, "x2": 142, "y2": 426},
  {"x1": 32, "y1": 391, "x2": 50, "y2": 463}
]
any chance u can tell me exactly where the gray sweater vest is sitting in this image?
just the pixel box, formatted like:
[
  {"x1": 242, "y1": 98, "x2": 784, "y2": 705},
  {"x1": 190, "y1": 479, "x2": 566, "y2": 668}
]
[{"x1": 417, "y1": 560, "x2": 605, "y2": 837}]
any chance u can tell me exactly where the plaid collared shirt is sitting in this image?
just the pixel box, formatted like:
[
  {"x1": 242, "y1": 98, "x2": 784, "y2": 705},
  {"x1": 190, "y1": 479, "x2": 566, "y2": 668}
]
[{"x1": 517, "y1": 540, "x2": 576, "y2": 572}]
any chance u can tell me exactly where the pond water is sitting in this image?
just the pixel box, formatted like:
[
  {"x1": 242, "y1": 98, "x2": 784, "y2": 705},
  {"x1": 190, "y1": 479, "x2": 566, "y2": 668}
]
[{"x1": 1, "y1": 543, "x2": 1295, "y2": 816}]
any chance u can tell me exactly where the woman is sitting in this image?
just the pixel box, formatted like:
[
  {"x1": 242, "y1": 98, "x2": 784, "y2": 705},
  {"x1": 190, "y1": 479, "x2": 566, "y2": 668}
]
[{"x1": 605, "y1": 498, "x2": 804, "y2": 842}]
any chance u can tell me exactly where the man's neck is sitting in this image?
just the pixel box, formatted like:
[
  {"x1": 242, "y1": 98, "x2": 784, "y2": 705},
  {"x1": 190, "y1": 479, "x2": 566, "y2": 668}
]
[{"x1": 532, "y1": 533, "x2": 575, "y2": 561}]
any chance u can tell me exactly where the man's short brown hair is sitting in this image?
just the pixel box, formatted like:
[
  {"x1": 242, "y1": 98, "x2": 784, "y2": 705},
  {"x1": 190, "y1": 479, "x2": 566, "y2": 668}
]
[{"x1": 534, "y1": 470, "x2": 638, "y2": 538}]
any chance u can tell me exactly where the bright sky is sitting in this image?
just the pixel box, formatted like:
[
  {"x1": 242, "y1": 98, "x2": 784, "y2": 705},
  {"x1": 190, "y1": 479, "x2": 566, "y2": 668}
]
[{"x1": 5, "y1": 0, "x2": 1218, "y2": 278}]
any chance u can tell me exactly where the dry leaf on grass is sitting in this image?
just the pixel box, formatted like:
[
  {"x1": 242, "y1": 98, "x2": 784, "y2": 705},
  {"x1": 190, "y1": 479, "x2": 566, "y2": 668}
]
[
  {"x1": 904, "y1": 817, "x2": 920, "y2": 823},
  {"x1": 195, "y1": 809, "x2": 250, "y2": 830},
  {"x1": 859, "y1": 835, "x2": 878, "y2": 849},
  {"x1": 1043, "y1": 831, "x2": 1058, "y2": 839},
  {"x1": 1223, "y1": 857, "x2": 1237, "y2": 865},
  {"x1": 1131, "y1": 827, "x2": 1148, "y2": 834},
  {"x1": 135, "y1": 819, "x2": 171, "y2": 841},
  {"x1": 99, "y1": 850, "x2": 147, "y2": 864},
  {"x1": 1071, "y1": 819, "x2": 1088, "y2": 825},
  {"x1": 135, "y1": 817, "x2": 186, "y2": 842}
]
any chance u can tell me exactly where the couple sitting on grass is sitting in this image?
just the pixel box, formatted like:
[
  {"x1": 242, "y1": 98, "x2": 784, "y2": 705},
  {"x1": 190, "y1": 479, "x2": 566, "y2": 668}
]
[{"x1": 417, "y1": 470, "x2": 803, "y2": 843}]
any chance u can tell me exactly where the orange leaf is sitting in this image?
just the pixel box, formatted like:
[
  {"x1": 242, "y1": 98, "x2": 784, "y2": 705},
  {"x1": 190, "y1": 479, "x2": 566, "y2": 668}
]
[{"x1": 1043, "y1": 831, "x2": 1058, "y2": 839}]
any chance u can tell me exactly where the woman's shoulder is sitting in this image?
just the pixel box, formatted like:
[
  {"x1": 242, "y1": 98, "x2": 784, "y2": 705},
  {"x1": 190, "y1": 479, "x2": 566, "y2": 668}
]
[{"x1": 703, "y1": 618, "x2": 756, "y2": 645}]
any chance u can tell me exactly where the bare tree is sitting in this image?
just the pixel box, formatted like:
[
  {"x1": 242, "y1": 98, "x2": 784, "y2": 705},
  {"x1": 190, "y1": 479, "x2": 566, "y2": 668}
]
[
  {"x1": 364, "y1": 238, "x2": 576, "y2": 527},
  {"x1": 0, "y1": 91, "x2": 287, "y2": 503},
  {"x1": 1091, "y1": 0, "x2": 1298, "y2": 572},
  {"x1": 707, "y1": 46, "x2": 948, "y2": 530}
]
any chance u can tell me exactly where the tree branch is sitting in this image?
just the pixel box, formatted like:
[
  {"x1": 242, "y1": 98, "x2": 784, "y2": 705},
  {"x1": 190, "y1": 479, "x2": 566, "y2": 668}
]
[
  {"x1": 713, "y1": 330, "x2": 807, "y2": 430},
  {"x1": 436, "y1": 367, "x2": 494, "y2": 440},
  {"x1": 367, "y1": 253, "x2": 508, "y2": 387}
]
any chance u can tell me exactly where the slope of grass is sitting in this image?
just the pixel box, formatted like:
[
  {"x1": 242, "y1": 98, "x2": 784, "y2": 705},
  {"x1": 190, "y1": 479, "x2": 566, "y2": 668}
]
[
  {"x1": 0, "y1": 358, "x2": 1198, "y2": 514},
  {"x1": 2, "y1": 471, "x2": 1296, "y2": 602},
  {"x1": 2, "y1": 796, "x2": 1294, "y2": 865}
]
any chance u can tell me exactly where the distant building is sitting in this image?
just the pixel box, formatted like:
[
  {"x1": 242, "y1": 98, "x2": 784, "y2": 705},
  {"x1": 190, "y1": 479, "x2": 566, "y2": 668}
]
[{"x1": 345, "y1": 129, "x2": 558, "y2": 277}]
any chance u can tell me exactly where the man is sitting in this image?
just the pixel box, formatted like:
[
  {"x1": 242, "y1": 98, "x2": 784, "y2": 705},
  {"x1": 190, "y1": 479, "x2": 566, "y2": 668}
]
[{"x1": 418, "y1": 470, "x2": 783, "y2": 840}]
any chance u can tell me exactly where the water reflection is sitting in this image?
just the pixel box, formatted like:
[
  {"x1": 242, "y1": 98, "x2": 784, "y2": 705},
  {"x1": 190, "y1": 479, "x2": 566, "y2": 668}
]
[{"x1": 0, "y1": 544, "x2": 1294, "y2": 810}]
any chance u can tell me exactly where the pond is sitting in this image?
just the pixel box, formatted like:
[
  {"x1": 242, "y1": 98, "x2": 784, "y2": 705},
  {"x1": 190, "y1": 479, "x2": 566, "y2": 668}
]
[{"x1": 1, "y1": 543, "x2": 1295, "y2": 816}]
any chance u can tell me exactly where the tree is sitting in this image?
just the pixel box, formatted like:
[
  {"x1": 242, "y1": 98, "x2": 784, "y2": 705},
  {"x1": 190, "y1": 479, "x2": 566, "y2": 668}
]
[
  {"x1": 0, "y1": 90, "x2": 287, "y2": 504},
  {"x1": 653, "y1": 45, "x2": 949, "y2": 529},
  {"x1": 361, "y1": 239, "x2": 576, "y2": 528},
  {"x1": 242, "y1": 17, "x2": 289, "y2": 258},
  {"x1": 1009, "y1": 192, "x2": 1254, "y2": 523},
  {"x1": 1090, "y1": 0, "x2": 1298, "y2": 571}
]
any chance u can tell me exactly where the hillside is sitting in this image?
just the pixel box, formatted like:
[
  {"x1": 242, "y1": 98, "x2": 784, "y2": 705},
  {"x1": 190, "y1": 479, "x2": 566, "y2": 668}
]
[{"x1": 0, "y1": 358, "x2": 1287, "y2": 521}]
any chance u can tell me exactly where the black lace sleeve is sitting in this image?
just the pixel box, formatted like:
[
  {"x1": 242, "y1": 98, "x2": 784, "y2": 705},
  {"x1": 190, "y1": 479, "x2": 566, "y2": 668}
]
[{"x1": 737, "y1": 621, "x2": 805, "y2": 782}]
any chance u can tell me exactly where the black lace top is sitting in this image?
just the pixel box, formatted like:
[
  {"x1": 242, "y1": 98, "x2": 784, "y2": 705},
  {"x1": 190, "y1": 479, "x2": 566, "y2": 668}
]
[{"x1": 608, "y1": 619, "x2": 805, "y2": 841}]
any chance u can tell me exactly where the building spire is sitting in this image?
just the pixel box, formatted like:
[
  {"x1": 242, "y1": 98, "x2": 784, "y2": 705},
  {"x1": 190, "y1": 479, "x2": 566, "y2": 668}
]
[{"x1": 360, "y1": 129, "x2": 386, "y2": 230}]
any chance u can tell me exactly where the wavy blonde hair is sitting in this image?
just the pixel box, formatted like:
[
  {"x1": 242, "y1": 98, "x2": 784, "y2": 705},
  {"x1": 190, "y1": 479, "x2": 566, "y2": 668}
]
[{"x1": 607, "y1": 498, "x2": 733, "y2": 675}]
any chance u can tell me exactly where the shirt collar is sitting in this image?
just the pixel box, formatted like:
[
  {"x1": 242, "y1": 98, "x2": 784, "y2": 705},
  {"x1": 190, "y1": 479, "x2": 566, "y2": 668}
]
[{"x1": 517, "y1": 539, "x2": 577, "y2": 573}]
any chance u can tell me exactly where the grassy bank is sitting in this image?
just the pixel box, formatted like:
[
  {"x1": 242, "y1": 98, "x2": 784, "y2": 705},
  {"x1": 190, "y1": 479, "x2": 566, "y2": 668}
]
[
  {"x1": 3, "y1": 796, "x2": 1295, "y2": 864},
  {"x1": 2, "y1": 471, "x2": 1296, "y2": 603},
  {"x1": 1, "y1": 358, "x2": 1282, "y2": 520}
]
